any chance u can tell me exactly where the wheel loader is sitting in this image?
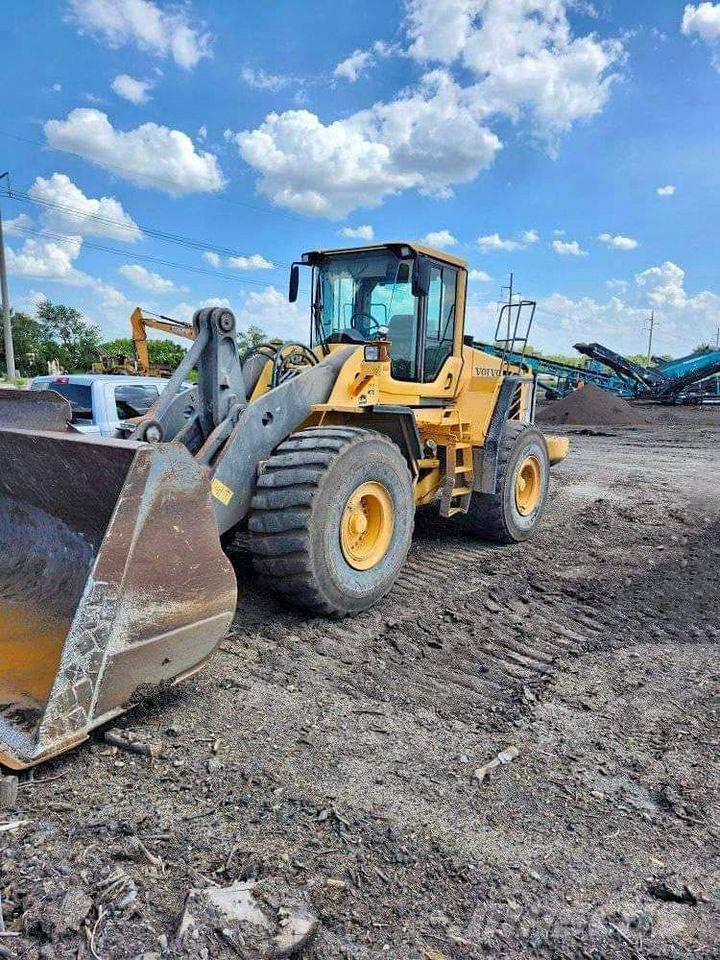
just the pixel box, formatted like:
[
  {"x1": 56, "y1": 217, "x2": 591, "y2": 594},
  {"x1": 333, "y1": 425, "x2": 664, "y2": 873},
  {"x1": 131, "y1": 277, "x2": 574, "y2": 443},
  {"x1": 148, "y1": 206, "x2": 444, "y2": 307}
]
[{"x1": 0, "y1": 241, "x2": 568, "y2": 768}]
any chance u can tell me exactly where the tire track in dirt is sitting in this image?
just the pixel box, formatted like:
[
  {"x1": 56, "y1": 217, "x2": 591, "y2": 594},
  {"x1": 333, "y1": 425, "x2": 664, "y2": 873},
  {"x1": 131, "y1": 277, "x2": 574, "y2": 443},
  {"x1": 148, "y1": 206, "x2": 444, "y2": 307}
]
[{"x1": 228, "y1": 520, "x2": 617, "y2": 730}]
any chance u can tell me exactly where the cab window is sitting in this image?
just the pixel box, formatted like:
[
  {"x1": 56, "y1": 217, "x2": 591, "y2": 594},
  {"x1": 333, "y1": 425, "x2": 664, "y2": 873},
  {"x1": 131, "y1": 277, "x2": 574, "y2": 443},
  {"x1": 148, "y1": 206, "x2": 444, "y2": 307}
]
[{"x1": 424, "y1": 266, "x2": 457, "y2": 381}]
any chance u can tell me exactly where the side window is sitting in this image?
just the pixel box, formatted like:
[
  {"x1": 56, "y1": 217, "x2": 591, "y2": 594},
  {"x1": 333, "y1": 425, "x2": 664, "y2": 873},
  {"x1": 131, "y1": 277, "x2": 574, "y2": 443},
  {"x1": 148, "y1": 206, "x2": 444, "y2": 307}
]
[
  {"x1": 114, "y1": 384, "x2": 159, "y2": 420},
  {"x1": 424, "y1": 266, "x2": 457, "y2": 381}
]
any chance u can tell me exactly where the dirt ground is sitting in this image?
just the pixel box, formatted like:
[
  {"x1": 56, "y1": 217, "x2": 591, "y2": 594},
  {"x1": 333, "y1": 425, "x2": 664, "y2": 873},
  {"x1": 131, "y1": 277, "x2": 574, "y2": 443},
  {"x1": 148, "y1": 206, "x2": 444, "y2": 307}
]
[{"x1": 2, "y1": 403, "x2": 718, "y2": 960}]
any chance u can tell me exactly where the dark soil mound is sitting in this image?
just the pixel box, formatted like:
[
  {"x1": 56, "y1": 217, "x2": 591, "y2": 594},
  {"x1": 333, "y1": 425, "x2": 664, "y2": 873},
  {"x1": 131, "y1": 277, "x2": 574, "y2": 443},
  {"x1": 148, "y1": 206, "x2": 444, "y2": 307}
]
[{"x1": 537, "y1": 383, "x2": 646, "y2": 426}]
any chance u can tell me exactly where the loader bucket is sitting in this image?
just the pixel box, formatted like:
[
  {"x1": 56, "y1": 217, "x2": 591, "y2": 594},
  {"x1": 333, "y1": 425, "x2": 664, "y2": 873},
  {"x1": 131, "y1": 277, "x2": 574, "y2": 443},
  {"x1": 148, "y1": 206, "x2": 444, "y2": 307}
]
[{"x1": 0, "y1": 427, "x2": 237, "y2": 769}]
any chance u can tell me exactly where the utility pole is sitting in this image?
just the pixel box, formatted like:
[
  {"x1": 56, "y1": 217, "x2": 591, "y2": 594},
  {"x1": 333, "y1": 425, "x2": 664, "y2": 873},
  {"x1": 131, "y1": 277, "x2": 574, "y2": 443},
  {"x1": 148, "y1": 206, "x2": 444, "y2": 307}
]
[
  {"x1": 715, "y1": 326, "x2": 719, "y2": 349},
  {"x1": 0, "y1": 172, "x2": 16, "y2": 382},
  {"x1": 645, "y1": 310, "x2": 655, "y2": 365}
]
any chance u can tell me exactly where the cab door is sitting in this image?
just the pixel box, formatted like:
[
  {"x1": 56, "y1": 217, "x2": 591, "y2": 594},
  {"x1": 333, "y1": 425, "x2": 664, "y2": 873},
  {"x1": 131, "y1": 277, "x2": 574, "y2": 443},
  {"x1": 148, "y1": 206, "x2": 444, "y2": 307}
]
[{"x1": 418, "y1": 262, "x2": 462, "y2": 399}]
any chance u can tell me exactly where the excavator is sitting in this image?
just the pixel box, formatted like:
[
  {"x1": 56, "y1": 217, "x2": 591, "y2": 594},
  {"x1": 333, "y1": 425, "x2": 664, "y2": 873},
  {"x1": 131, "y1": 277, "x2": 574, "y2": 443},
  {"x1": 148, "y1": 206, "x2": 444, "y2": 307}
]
[
  {"x1": 0, "y1": 241, "x2": 569, "y2": 768},
  {"x1": 92, "y1": 307, "x2": 195, "y2": 377}
]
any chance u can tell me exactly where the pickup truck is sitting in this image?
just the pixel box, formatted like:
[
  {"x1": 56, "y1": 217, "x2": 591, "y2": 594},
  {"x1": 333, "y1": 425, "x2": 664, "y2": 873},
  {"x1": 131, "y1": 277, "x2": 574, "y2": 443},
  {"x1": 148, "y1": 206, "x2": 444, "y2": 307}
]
[{"x1": 29, "y1": 374, "x2": 177, "y2": 436}]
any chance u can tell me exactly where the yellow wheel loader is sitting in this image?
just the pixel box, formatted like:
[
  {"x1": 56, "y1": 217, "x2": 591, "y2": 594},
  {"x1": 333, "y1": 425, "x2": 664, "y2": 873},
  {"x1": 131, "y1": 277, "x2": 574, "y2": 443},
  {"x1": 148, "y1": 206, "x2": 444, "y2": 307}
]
[{"x1": 0, "y1": 242, "x2": 568, "y2": 768}]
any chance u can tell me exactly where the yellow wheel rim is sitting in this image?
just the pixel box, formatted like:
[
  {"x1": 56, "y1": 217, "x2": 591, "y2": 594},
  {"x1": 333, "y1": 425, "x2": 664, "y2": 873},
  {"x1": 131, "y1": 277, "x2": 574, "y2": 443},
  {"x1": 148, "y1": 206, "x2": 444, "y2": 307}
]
[
  {"x1": 515, "y1": 455, "x2": 542, "y2": 516},
  {"x1": 340, "y1": 481, "x2": 395, "y2": 570}
]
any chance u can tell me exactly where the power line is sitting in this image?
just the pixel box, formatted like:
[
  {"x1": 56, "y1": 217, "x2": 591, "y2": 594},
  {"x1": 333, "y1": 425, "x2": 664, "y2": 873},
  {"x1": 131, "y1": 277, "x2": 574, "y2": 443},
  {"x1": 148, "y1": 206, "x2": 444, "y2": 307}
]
[
  {"x1": 9, "y1": 223, "x2": 282, "y2": 290},
  {"x1": 3, "y1": 187, "x2": 292, "y2": 268}
]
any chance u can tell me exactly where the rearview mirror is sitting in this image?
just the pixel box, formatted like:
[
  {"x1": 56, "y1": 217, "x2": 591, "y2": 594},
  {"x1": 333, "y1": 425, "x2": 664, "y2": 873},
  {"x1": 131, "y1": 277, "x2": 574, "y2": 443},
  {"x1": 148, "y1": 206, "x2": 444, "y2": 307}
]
[
  {"x1": 288, "y1": 264, "x2": 300, "y2": 303},
  {"x1": 412, "y1": 258, "x2": 431, "y2": 298}
]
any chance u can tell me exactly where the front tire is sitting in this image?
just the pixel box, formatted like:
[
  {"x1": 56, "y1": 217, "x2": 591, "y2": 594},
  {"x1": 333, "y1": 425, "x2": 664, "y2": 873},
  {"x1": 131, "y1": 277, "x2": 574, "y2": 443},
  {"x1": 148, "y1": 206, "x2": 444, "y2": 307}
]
[
  {"x1": 465, "y1": 421, "x2": 550, "y2": 543},
  {"x1": 248, "y1": 427, "x2": 414, "y2": 616}
]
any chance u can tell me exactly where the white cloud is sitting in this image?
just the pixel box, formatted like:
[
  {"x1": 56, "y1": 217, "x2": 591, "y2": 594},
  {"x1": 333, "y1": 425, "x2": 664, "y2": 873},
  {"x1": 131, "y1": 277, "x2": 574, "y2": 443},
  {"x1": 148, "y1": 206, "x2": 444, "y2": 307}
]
[
  {"x1": 340, "y1": 225, "x2": 375, "y2": 241},
  {"x1": 478, "y1": 233, "x2": 521, "y2": 252},
  {"x1": 240, "y1": 67, "x2": 293, "y2": 91},
  {"x1": 406, "y1": 0, "x2": 624, "y2": 142},
  {"x1": 6, "y1": 234, "x2": 88, "y2": 285},
  {"x1": 682, "y1": 3, "x2": 720, "y2": 43},
  {"x1": 111, "y1": 73, "x2": 153, "y2": 104},
  {"x1": 203, "y1": 251, "x2": 220, "y2": 267},
  {"x1": 477, "y1": 229, "x2": 538, "y2": 252},
  {"x1": 469, "y1": 269, "x2": 492, "y2": 281},
  {"x1": 197, "y1": 124, "x2": 207, "y2": 142},
  {"x1": 606, "y1": 278, "x2": 628, "y2": 292},
  {"x1": 95, "y1": 280, "x2": 127, "y2": 307},
  {"x1": 552, "y1": 239, "x2": 586, "y2": 256},
  {"x1": 334, "y1": 49, "x2": 374, "y2": 82},
  {"x1": 333, "y1": 40, "x2": 399, "y2": 83},
  {"x1": 520, "y1": 262, "x2": 720, "y2": 355},
  {"x1": 235, "y1": 71, "x2": 501, "y2": 218},
  {"x1": 657, "y1": 184, "x2": 676, "y2": 197},
  {"x1": 4, "y1": 213, "x2": 33, "y2": 236},
  {"x1": 66, "y1": 0, "x2": 212, "y2": 69},
  {"x1": 119, "y1": 263, "x2": 175, "y2": 291},
  {"x1": 598, "y1": 232, "x2": 638, "y2": 250},
  {"x1": 28, "y1": 172, "x2": 142, "y2": 241},
  {"x1": 635, "y1": 261, "x2": 687, "y2": 307},
  {"x1": 422, "y1": 229, "x2": 458, "y2": 248},
  {"x1": 227, "y1": 254, "x2": 274, "y2": 270},
  {"x1": 682, "y1": 5, "x2": 720, "y2": 68},
  {"x1": 552, "y1": 228, "x2": 566, "y2": 236},
  {"x1": 52, "y1": 82, "x2": 62, "y2": 93},
  {"x1": 235, "y1": 2, "x2": 621, "y2": 219},
  {"x1": 44, "y1": 109, "x2": 226, "y2": 195},
  {"x1": 235, "y1": 285, "x2": 306, "y2": 340},
  {"x1": 172, "y1": 296, "x2": 232, "y2": 323}
]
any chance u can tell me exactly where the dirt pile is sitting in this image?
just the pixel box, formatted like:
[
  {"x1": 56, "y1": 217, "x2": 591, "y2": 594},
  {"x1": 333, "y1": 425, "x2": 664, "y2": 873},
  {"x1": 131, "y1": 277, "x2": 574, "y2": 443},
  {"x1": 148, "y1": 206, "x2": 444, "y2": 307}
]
[{"x1": 537, "y1": 383, "x2": 647, "y2": 426}]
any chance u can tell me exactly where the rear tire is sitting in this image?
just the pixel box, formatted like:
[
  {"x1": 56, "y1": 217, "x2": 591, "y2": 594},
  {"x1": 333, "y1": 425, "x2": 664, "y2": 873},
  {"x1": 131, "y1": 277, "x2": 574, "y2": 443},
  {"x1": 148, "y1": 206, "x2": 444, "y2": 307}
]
[
  {"x1": 465, "y1": 421, "x2": 549, "y2": 543},
  {"x1": 248, "y1": 427, "x2": 414, "y2": 616}
]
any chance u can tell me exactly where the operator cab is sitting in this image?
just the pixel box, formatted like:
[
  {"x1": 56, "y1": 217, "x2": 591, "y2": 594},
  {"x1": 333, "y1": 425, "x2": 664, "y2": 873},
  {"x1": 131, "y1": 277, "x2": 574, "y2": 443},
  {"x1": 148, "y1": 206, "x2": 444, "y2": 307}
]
[{"x1": 290, "y1": 243, "x2": 466, "y2": 384}]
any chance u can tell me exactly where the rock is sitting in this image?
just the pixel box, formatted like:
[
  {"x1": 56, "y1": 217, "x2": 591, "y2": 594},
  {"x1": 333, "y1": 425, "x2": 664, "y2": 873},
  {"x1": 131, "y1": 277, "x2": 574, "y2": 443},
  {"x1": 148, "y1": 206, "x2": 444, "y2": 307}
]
[
  {"x1": 647, "y1": 875, "x2": 697, "y2": 906},
  {"x1": 178, "y1": 879, "x2": 319, "y2": 958},
  {"x1": 0, "y1": 776, "x2": 18, "y2": 809},
  {"x1": 23, "y1": 886, "x2": 93, "y2": 940}
]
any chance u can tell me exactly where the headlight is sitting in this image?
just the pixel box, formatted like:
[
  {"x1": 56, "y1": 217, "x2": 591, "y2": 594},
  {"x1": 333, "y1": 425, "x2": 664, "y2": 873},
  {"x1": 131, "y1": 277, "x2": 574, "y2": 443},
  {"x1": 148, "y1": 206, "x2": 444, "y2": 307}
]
[{"x1": 364, "y1": 344, "x2": 381, "y2": 362}]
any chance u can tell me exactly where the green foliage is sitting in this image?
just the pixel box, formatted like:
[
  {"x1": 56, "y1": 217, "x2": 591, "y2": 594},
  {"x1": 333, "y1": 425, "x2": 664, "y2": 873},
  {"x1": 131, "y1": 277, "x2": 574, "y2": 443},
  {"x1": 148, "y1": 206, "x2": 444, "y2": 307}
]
[
  {"x1": 36, "y1": 299, "x2": 102, "y2": 372},
  {"x1": 237, "y1": 324, "x2": 268, "y2": 356},
  {"x1": 525, "y1": 345, "x2": 584, "y2": 368},
  {"x1": 692, "y1": 343, "x2": 713, "y2": 354},
  {"x1": 1, "y1": 300, "x2": 271, "y2": 378},
  {"x1": 100, "y1": 336, "x2": 187, "y2": 369},
  {"x1": 0, "y1": 311, "x2": 52, "y2": 377}
]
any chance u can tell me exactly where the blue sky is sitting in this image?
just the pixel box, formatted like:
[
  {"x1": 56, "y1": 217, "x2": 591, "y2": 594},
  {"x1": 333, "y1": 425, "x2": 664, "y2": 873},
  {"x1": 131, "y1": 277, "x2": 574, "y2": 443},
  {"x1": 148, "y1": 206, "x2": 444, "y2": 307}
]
[{"x1": 2, "y1": 0, "x2": 719, "y2": 356}]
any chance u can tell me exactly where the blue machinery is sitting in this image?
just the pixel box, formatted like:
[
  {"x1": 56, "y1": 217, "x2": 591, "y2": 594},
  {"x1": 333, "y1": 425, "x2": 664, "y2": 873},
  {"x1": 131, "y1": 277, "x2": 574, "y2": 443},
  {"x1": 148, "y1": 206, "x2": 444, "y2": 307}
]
[{"x1": 473, "y1": 292, "x2": 720, "y2": 404}]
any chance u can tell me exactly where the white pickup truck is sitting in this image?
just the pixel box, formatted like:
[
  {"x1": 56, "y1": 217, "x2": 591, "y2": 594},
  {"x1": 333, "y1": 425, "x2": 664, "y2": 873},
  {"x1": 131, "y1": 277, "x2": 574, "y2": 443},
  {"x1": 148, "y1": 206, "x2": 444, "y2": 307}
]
[{"x1": 30, "y1": 374, "x2": 176, "y2": 436}]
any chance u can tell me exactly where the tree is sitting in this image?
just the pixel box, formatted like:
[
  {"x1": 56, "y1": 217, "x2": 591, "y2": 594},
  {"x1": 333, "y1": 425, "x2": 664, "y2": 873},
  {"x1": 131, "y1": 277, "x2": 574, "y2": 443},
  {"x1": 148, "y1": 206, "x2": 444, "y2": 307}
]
[
  {"x1": 0, "y1": 310, "x2": 52, "y2": 377},
  {"x1": 101, "y1": 337, "x2": 187, "y2": 369},
  {"x1": 237, "y1": 324, "x2": 268, "y2": 356},
  {"x1": 36, "y1": 299, "x2": 102, "y2": 372}
]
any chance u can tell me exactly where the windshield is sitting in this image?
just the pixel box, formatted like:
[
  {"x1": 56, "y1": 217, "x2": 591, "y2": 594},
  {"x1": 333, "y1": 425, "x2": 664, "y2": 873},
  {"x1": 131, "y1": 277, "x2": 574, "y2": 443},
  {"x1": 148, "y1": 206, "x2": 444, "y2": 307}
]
[{"x1": 315, "y1": 252, "x2": 417, "y2": 344}]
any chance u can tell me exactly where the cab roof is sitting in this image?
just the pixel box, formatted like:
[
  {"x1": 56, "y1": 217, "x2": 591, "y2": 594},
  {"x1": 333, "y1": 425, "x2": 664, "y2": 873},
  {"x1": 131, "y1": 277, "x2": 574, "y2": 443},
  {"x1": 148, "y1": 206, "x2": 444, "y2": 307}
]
[{"x1": 301, "y1": 241, "x2": 468, "y2": 271}]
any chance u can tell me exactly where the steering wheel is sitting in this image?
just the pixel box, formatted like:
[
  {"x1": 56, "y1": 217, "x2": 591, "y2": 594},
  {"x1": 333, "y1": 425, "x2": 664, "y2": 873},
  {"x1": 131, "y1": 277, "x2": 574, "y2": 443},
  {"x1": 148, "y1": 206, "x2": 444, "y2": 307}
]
[
  {"x1": 270, "y1": 341, "x2": 318, "y2": 387},
  {"x1": 349, "y1": 312, "x2": 381, "y2": 339}
]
